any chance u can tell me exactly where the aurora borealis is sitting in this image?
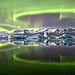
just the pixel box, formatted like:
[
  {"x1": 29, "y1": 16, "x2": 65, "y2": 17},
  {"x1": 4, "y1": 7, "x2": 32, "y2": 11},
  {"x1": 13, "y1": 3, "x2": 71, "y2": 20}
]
[{"x1": 0, "y1": 0, "x2": 75, "y2": 30}]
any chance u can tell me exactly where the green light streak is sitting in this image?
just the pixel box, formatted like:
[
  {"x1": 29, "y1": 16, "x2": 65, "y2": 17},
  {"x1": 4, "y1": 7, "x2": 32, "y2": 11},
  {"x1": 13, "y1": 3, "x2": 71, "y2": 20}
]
[
  {"x1": 0, "y1": 42, "x2": 12, "y2": 47},
  {"x1": 0, "y1": 28, "x2": 7, "y2": 31},
  {"x1": 0, "y1": 44, "x2": 8, "y2": 47},
  {"x1": 23, "y1": 28, "x2": 40, "y2": 30},
  {"x1": 60, "y1": 13, "x2": 75, "y2": 20},
  {"x1": 22, "y1": 44, "x2": 39, "y2": 47},
  {"x1": 0, "y1": 23, "x2": 40, "y2": 31},
  {"x1": 0, "y1": 23, "x2": 17, "y2": 28},
  {"x1": 0, "y1": 47, "x2": 19, "y2": 52},
  {"x1": 0, "y1": 23, "x2": 21, "y2": 32},
  {"x1": 0, "y1": 44, "x2": 20, "y2": 52},
  {"x1": 13, "y1": 9, "x2": 75, "y2": 22},
  {"x1": 13, "y1": 53, "x2": 75, "y2": 65},
  {"x1": 0, "y1": 42, "x2": 20, "y2": 52}
]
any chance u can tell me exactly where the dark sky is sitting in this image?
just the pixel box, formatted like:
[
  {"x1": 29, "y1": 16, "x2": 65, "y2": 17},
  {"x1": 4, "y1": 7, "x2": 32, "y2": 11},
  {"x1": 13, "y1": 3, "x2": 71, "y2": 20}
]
[{"x1": 17, "y1": 13, "x2": 75, "y2": 29}]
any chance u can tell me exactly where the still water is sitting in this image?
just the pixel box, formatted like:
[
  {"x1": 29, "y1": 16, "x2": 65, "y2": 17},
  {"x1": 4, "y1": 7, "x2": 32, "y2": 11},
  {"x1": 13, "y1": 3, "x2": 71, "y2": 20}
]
[{"x1": 0, "y1": 38, "x2": 75, "y2": 63}]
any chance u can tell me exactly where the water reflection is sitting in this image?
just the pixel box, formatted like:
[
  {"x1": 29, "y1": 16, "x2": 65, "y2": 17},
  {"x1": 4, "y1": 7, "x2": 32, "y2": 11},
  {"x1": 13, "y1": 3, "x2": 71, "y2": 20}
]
[
  {"x1": 1, "y1": 37, "x2": 75, "y2": 62},
  {"x1": 15, "y1": 46, "x2": 75, "y2": 62},
  {"x1": 1, "y1": 38, "x2": 75, "y2": 47},
  {"x1": 1, "y1": 33, "x2": 75, "y2": 62}
]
